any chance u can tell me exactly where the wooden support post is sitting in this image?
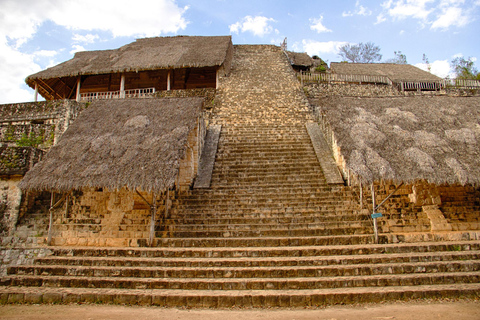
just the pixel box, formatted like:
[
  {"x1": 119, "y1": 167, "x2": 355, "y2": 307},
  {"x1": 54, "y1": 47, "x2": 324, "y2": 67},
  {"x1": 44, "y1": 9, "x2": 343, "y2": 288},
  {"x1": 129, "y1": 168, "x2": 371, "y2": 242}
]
[
  {"x1": 359, "y1": 182, "x2": 363, "y2": 209},
  {"x1": 34, "y1": 82, "x2": 39, "y2": 102},
  {"x1": 216, "y1": 69, "x2": 219, "y2": 89},
  {"x1": 149, "y1": 192, "x2": 157, "y2": 247},
  {"x1": 165, "y1": 189, "x2": 170, "y2": 219},
  {"x1": 47, "y1": 193, "x2": 55, "y2": 246},
  {"x1": 371, "y1": 184, "x2": 379, "y2": 244},
  {"x1": 167, "y1": 70, "x2": 171, "y2": 91},
  {"x1": 120, "y1": 74, "x2": 125, "y2": 98},
  {"x1": 75, "y1": 78, "x2": 81, "y2": 102}
]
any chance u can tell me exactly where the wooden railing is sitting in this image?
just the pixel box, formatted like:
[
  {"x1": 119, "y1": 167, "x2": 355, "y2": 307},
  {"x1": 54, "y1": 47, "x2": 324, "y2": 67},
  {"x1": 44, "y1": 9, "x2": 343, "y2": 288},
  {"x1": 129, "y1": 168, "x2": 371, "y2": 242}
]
[
  {"x1": 300, "y1": 72, "x2": 480, "y2": 92},
  {"x1": 443, "y1": 79, "x2": 480, "y2": 89},
  {"x1": 300, "y1": 72, "x2": 392, "y2": 85},
  {"x1": 80, "y1": 87, "x2": 156, "y2": 101},
  {"x1": 395, "y1": 81, "x2": 443, "y2": 91}
]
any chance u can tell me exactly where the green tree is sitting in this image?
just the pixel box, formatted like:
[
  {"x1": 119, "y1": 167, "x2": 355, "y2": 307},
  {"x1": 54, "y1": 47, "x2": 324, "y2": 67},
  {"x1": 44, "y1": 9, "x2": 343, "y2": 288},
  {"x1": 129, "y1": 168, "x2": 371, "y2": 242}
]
[
  {"x1": 385, "y1": 51, "x2": 407, "y2": 64},
  {"x1": 422, "y1": 54, "x2": 431, "y2": 73},
  {"x1": 451, "y1": 57, "x2": 480, "y2": 80},
  {"x1": 338, "y1": 42, "x2": 382, "y2": 63}
]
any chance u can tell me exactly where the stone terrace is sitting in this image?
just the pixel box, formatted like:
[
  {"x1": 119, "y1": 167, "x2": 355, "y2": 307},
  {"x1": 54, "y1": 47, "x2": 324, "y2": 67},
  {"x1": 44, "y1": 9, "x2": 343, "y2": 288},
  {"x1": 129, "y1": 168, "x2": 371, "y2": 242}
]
[{"x1": 1, "y1": 45, "x2": 480, "y2": 307}]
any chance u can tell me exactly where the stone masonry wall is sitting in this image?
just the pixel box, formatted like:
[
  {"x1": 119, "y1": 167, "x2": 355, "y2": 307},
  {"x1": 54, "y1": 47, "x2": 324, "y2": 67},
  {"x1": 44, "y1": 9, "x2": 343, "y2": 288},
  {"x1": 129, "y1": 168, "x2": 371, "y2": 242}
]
[
  {"x1": 304, "y1": 82, "x2": 401, "y2": 98},
  {"x1": 0, "y1": 100, "x2": 87, "y2": 149},
  {"x1": 50, "y1": 187, "x2": 173, "y2": 247},
  {"x1": 0, "y1": 100, "x2": 87, "y2": 238},
  {"x1": 350, "y1": 181, "x2": 480, "y2": 235},
  {"x1": 177, "y1": 119, "x2": 206, "y2": 192},
  {"x1": 0, "y1": 176, "x2": 22, "y2": 236}
]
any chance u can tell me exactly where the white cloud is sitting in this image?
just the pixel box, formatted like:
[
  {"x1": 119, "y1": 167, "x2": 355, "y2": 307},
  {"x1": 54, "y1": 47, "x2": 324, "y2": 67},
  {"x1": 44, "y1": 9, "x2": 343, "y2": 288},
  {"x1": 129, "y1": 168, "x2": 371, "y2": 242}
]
[
  {"x1": 415, "y1": 60, "x2": 452, "y2": 78},
  {"x1": 0, "y1": 40, "x2": 41, "y2": 103},
  {"x1": 379, "y1": 0, "x2": 473, "y2": 30},
  {"x1": 70, "y1": 45, "x2": 86, "y2": 55},
  {"x1": 383, "y1": 0, "x2": 434, "y2": 21},
  {"x1": 431, "y1": 6, "x2": 469, "y2": 29},
  {"x1": 375, "y1": 13, "x2": 387, "y2": 24},
  {"x1": 343, "y1": 1, "x2": 372, "y2": 17},
  {"x1": 309, "y1": 16, "x2": 332, "y2": 33},
  {"x1": 0, "y1": 0, "x2": 189, "y2": 103},
  {"x1": 49, "y1": 1, "x2": 189, "y2": 37},
  {"x1": 229, "y1": 16, "x2": 276, "y2": 37},
  {"x1": 302, "y1": 40, "x2": 349, "y2": 56},
  {"x1": 33, "y1": 50, "x2": 58, "y2": 58},
  {"x1": 72, "y1": 34, "x2": 100, "y2": 44}
]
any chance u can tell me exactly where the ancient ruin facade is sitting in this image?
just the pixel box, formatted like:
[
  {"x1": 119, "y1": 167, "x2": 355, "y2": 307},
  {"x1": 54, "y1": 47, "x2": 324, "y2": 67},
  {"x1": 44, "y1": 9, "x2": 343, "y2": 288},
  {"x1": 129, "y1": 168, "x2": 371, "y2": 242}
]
[{"x1": 0, "y1": 36, "x2": 479, "y2": 306}]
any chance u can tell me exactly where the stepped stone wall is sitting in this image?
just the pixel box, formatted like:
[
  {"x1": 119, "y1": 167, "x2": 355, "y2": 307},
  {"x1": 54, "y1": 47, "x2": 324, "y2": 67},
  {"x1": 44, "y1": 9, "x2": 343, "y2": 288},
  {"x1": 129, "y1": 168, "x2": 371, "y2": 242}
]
[
  {"x1": 0, "y1": 177, "x2": 22, "y2": 235},
  {"x1": 0, "y1": 100, "x2": 87, "y2": 237},
  {"x1": 48, "y1": 187, "x2": 173, "y2": 247},
  {"x1": 305, "y1": 83, "x2": 400, "y2": 98}
]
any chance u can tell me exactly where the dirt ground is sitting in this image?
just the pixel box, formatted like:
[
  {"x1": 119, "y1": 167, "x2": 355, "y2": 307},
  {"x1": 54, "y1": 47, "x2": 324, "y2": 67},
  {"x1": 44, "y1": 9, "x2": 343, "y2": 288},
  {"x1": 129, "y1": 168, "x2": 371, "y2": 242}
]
[{"x1": 1, "y1": 299, "x2": 479, "y2": 320}]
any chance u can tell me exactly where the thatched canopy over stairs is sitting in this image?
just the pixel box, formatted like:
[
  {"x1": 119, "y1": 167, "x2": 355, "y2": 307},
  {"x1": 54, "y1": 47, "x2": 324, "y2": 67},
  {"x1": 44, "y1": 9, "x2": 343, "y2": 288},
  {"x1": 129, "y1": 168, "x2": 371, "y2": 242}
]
[{"x1": 2, "y1": 45, "x2": 480, "y2": 307}]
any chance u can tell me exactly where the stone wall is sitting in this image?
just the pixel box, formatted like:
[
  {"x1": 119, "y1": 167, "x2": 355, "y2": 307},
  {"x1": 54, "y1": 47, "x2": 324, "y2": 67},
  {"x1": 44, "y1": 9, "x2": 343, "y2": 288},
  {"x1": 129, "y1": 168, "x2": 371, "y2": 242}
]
[
  {"x1": 0, "y1": 100, "x2": 87, "y2": 148},
  {"x1": 0, "y1": 100, "x2": 87, "y2": 237},
  {"x1": 177, "y1": 118, "x2": 206, "y2": 192},
  {"x1": 0, "y1": 247, "x2": 53, "y2": 276},
  {"x1": 304, "y1": 82, "x2": 401, "y2": 98},
  {"x1": 351, "y1": 181, "x2": 480, "y2": 234},
  {"x1": 0, "y1": 177, "x2": 22, "y2": 235},
  {"x1": 48, "y1": 187, "x2": 174, "y2": 247}
]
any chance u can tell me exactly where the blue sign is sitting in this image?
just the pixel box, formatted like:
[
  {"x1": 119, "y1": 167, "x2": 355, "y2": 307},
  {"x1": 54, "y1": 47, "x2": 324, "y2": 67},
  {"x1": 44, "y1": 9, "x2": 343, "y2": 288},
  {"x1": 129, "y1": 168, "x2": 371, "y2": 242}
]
[{"x1": 371, "y1": 212, "x2": 383, "y2": 219}]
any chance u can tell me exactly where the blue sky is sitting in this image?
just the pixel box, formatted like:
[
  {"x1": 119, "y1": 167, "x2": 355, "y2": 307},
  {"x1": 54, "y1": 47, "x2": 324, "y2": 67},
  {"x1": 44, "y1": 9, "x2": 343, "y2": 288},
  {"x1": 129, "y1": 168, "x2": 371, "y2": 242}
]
[{"x1": 1, "y1": 0, "x2": 479, "y2": 104}]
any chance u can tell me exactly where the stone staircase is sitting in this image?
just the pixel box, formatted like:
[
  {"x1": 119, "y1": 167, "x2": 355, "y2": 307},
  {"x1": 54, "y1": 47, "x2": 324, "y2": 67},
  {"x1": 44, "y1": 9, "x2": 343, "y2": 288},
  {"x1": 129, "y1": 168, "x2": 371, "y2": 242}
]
[{"x1": 1, "y1": 45, "x2": 480, "y2": 306}]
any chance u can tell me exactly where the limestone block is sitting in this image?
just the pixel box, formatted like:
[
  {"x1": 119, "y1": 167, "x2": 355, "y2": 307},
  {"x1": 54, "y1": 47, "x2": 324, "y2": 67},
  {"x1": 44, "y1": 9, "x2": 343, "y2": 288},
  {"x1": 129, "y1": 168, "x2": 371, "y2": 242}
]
[
  {"x1": 409, "y1": 182, "x2": 442, "y2": 206},
  {"x1": 423, "y1": 205, "x2": 453, "y2": 231}
]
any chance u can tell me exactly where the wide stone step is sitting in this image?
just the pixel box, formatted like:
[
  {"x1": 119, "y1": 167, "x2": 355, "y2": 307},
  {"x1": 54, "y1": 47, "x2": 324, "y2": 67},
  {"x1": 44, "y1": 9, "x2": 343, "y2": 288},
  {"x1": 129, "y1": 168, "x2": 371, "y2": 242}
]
[
  {"x1": 209, "y1": 182, "x2": 332, "y2": 189},
  {"x1": 175, "y1": 197, "x2": 350, "y2": 207},
  {"x1": 172, "y1": 203, "x2": 358, "y2": 213},
  {"x1": 152, "y1": 234, "x2": 380, "y2": 248},
  {"x1": 10, "y1": 259, "x2": 480, "y2": 280},
  {"x1": 167, "y1": 221, "x2": 371, "y2": 232},
  {"x1": 157, "y1": 226, "x2": 371, "y2": 238},
  {"x1": 170, "y1": 208, "x2": 359, "y2": 218},
  {"x1": 32, "y1": 250, "x2": 480, "y2": 268},
  {"x1": 164, "y1": 215, "x2": 369, "y2": 225},
  {"x1": 5, "y1": 271, "x2": 480, "y2": 293},
  {"x1": 2, "y1": 283, "x2": 479, "y2": 307}
]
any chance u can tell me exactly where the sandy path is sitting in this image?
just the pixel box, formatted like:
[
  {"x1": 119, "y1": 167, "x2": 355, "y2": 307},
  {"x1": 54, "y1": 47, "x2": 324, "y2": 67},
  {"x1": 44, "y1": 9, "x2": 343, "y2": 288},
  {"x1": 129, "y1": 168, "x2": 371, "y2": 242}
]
[{"x1": 1, "y1": 299, "x2": 479, "y2": 320}]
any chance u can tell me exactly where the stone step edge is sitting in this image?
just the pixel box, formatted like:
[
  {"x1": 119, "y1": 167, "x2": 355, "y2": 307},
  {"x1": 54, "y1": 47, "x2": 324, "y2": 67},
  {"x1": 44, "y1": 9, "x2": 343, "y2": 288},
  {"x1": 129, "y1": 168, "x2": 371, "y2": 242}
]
[
  {"x1": 9, "y1": 261, "x2": 480, "y2": 275},
  {"x1": 10, "y1": 238, "x2": 480, "y2": 253},
  {"x1": 33, "y1": 250, "x2": 480, "y2": 264},
  {"x1": 1, "y1": 283, "x2": 479, "y2": 307}
]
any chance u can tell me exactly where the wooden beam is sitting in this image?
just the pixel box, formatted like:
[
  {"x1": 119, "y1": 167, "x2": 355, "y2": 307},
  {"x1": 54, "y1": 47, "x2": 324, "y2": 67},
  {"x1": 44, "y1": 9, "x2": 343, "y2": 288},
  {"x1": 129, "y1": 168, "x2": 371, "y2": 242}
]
[
  {"x1": 167, "y1": 70, "x2": 171, "y2": 91},
  {"x1": 120, "y1": 74, "x2": 125, "y2": 98},
  {"x1": 56, "y1": 78, "x2": 74, "y2": 99},
  {"x1": 34, "y1": 82, "x2": 38, "y2": 102},
  {"x1": 76, "y1": 77, "x2": 81, "y2": 101},
  {"x1": 37, "y1": 78, "x2": 62, "y2": 100}
]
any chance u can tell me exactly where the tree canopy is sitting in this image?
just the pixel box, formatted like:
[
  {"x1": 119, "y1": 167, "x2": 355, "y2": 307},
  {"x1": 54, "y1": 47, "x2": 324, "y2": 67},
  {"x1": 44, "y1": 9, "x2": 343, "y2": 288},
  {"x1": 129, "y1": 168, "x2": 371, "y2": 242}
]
[
  {"x1": 385, "y1": 51, "x2": 407, "y2": 64},
  {"x1": 451, "y1": 57, "x2": 480, "y2": 80},
  {"x1": 338, "y1": 42, "x2": 382, "y2": 63}
]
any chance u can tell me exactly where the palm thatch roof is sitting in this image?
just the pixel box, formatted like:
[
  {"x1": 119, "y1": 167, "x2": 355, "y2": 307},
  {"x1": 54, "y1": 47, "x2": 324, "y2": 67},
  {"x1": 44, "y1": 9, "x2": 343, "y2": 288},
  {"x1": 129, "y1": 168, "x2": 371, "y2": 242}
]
[
  {"x1": 19, "y1": 97, "x2": 204, "y2": 192},
  {"x1": 25, "y1": 36, "x2": 232, "y2": 87},
  {"x1": 318, "y1": 96, "x2": 480, "y2": 185},
  {"x1": 286, "y1": 51, "x2": 313, "y2": 67},
  {"x1": 330, "y1": 63, "x2": 442, "y2": 82}
]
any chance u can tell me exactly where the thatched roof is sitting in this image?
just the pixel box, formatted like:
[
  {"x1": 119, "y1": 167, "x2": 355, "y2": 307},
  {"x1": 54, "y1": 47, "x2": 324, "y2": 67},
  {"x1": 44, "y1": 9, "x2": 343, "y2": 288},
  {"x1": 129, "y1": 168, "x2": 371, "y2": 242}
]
[
  {"x1": 318, "y1": 96, "x2": 480, "y2": 185},
  {"x1": 26, "y1": 36, "x2": 232, "y2": 85},
  {"x1": 19, "y1": 97, "x2": 203, "y2": 192},
  {"x1": 330, "y1": 63, "x2": 442, "y2": 82},
  {"x1": 286, "y1": 51, "x2": 313, "y2": 67}
]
